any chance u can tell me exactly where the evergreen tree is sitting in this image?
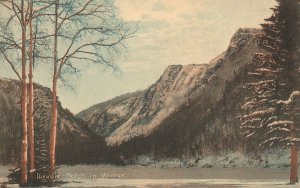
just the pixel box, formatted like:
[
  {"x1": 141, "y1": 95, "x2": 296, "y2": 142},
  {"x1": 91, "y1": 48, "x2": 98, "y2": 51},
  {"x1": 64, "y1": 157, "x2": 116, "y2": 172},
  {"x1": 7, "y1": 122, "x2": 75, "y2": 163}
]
[{"x1": 241, "y1": 0, "x2": 300, "y2": 184}]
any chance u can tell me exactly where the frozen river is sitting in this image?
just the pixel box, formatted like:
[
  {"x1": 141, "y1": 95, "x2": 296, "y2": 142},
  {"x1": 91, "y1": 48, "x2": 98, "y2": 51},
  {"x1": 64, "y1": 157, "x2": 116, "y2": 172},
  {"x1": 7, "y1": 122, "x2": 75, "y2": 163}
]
[{"x1": 1, "y1": 165, "x2": 299, "y2": 187}]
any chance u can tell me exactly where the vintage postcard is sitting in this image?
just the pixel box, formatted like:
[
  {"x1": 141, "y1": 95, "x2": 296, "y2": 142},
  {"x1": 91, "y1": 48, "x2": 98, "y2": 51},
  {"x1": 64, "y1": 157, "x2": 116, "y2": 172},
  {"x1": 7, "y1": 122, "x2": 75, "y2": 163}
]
[{"x1": 0, "y1": 0, "x2": 299, "y2": 187}]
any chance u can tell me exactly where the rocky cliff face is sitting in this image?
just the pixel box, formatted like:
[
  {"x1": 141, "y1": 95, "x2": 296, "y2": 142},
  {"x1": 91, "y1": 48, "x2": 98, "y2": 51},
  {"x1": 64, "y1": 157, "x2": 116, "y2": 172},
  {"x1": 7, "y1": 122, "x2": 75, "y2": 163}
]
[
  {"x1": 80, "y1": 63, "x2": 208, "y2": 145},
  {"x1": 79, "y1": 28, "x2": 262, "y2": 159},
  {"x1": 0, "y1": 79, "x2": 106, "y2": 164}
]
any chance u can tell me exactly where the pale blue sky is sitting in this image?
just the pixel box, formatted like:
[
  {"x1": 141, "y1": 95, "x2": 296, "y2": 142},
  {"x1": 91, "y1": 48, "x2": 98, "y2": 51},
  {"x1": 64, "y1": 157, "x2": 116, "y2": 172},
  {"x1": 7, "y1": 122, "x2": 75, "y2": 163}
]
[{"x1": 0, "y1": 0, "x2": 276, "y2": 113}]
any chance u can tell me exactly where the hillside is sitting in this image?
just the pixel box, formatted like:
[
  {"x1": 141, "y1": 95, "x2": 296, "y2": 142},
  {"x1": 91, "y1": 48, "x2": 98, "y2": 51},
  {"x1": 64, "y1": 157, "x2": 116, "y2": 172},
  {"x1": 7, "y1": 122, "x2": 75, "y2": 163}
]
[
  {"x1": 78, "y1": 28, "x2": 263, "y2": 160},
  {"x1": 0, "y1": 88, "x2": 21, "y2": 164},
  {"x1": 0, "y1": 79, "x2": 107, "y2": 165}
]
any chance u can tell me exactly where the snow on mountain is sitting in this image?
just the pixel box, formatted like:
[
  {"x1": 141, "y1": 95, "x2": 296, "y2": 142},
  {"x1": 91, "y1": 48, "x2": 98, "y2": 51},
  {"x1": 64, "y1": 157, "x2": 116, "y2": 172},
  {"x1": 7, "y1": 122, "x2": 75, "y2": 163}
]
[
  {"x1": 79, "y1": 28, "x2": 262, "y2": 150},
  {"x1": 80, "y1": 63, "x2": 208, "y2": 145}
]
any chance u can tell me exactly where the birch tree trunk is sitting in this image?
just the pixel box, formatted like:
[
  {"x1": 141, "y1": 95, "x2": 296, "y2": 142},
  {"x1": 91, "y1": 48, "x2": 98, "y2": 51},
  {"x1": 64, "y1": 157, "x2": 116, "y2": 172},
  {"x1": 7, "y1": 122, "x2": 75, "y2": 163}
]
[
  {"x1": 20, "y1": 0, "x2": 28, "y2": 185},
  {"x1": 49, "y1": 78, "x2": 57, "y2": 179},
  {"x1": 49, "y1": 0, "x2": 59, "y2": 180},
  {"x1": 28, "y1": 1, "x2": 36, "y2": 181}
]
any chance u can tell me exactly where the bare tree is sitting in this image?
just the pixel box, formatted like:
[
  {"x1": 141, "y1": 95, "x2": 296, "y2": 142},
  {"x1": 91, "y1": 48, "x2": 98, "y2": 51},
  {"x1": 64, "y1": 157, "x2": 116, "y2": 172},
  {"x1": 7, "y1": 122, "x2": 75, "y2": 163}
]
[
  {"x1": 0, "y1": 0, "x2": 29, "y2": 185},
  {"x1": 49, "y1": 0, "x2": 58, "y2": 179},
  {"x1": 0, "y1": 0, "x2": 135, "y2": 184},
  {"x1": 0, "y1": 0, "x2": 54, "y2": 185},
  {"x1": 44, "y1": 0, "x2": 135, "y2": 179},
  {"x1": 27, "y1": 0, "x2": 35, "y2": 181},
  {"x1": 19, "y1": 4, "x2": 28, "y2": 184}
]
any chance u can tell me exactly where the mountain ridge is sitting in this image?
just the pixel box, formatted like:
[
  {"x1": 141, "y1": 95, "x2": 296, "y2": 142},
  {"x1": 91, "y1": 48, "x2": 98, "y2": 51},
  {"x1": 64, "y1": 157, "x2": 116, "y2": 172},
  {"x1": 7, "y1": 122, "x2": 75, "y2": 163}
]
[{"x1": 78, "y1": 28, "x2": 263, "y2": 159}]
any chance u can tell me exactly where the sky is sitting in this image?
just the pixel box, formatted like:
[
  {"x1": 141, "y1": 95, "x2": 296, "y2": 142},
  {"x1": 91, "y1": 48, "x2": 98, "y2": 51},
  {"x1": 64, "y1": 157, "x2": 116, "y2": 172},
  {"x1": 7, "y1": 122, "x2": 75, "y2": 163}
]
[{"x1": 0, "y1": 0, "x2": 276, "y2": 114}]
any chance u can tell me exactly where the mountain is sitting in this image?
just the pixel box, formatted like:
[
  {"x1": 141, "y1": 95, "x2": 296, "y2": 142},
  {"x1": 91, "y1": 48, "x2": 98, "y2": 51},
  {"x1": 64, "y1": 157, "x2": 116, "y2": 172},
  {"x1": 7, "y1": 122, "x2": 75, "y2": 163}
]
[
  {"x1": 76, "y1": 90, "x2": 144, "y2": 120},
  {"x1": 79, "y1": 63, "x2": 208, "y2": 144},
  {"x1": 78, "y1": 28, "x2": 263, "y2": 160},
  {"x1": 0, "y1": 79, "x2": 107, "y2": 165}
]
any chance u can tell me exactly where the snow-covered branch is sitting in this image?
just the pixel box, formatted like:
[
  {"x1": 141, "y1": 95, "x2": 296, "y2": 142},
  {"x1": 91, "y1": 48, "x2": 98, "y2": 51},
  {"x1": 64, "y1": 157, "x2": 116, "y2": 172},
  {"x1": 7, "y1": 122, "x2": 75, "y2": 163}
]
[
  {"x1": 277, "y1": 91, "x2": 300, "y2": 105},
  {"x1": 267, "y1": 120, "x2": 293, "y2": 127},
  {"x1": 242, "y1": 108, "x2": 275, "y2": 120}
]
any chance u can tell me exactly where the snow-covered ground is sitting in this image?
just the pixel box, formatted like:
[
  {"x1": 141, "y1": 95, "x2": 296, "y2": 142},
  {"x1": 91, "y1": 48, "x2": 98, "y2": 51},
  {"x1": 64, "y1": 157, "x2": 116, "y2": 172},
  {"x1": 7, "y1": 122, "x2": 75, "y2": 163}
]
[
  {"x1": 61, "y1": 178, "x2": 295, "y2": 188},
  {"x1": 0, "y1": 165, "x2": 9, "y2": 184},
  {"x1": 135, "y1": 150, "x2": 291, "y2": 169},
  {"x1": 58, "y1": 165, "x2": 299, "y2": 187},
  {"x1": 1, "y1": 164, "x2": 299, "y2": 187}
]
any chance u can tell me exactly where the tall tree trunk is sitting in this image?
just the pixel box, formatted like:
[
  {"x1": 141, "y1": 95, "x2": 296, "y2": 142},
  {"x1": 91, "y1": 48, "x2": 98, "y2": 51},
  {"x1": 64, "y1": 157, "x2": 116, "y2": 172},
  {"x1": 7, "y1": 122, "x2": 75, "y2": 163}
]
[
  {"x1": 28, "y1": 1, "x2": 36, "y2": 181},
  {"x1": 49, "y1": 0, "x2": 58, "y2": 181},
  {"x1": 49, "y1": 78, "x2": 57, "y2": 179},
  {"x1": 20, "y1": 0, "x2": 28, "y2": 186},
  {"x1": 290, "y1": 122, "x2": 298, "y2": 184}
]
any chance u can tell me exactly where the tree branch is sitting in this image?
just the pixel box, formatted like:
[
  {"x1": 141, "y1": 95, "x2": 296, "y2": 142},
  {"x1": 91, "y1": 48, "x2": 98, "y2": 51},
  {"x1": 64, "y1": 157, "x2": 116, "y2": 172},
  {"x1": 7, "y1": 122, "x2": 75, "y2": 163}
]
[{"x1": 0, "y1": 48, "x2": 22, "y2": 81}]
